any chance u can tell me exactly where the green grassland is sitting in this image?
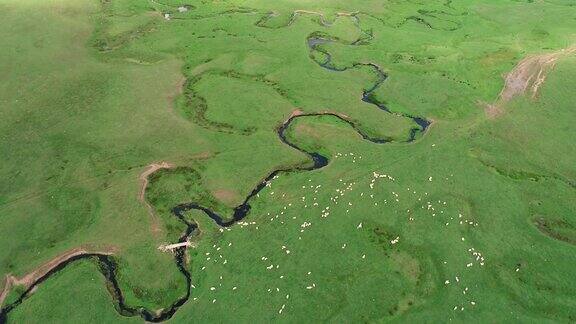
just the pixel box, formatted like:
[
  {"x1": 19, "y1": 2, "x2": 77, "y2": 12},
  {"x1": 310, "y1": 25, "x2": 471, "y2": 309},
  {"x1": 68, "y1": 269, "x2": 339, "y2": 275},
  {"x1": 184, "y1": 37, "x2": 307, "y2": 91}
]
[
  {"x1": 8, "y1": 259, "x2": 141, "y2": 324},
  {"x1": 0, "y1": 0, "x2": 575, "y2": 322}
]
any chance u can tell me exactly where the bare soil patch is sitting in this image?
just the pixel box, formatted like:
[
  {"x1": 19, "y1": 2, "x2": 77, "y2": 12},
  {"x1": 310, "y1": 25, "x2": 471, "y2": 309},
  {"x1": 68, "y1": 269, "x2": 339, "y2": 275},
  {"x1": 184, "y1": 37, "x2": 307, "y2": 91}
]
[
  {"x1": 484, "y1": 46, "x2": 575, "y2": 118},
  {"x1": 290, "y1": 109, "x2": 304, "y2": 117},
  {"x1": 479, "y1": 101, "x2": 504, "y2": 119},
  {"x1": 499, "y1": 46, "x2": 575, "y2": 102}
]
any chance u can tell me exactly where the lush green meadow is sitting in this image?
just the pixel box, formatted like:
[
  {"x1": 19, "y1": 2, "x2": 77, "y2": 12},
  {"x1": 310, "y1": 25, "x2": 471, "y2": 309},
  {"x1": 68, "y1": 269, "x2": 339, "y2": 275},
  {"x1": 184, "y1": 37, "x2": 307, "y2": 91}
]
[{"x1": 0, "y1": 0, "x2": 575, "y2": 322}]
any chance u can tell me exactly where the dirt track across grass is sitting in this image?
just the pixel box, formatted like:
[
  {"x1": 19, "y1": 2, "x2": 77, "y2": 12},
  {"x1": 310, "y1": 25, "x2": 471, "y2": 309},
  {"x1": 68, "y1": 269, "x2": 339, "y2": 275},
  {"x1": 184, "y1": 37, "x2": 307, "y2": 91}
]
[
  {"x1": 139, "y1": 162, "x2": 175, "y2": 235},
  {"x1": 0, "y1": 246, "x2": 116, "y2": 307}
]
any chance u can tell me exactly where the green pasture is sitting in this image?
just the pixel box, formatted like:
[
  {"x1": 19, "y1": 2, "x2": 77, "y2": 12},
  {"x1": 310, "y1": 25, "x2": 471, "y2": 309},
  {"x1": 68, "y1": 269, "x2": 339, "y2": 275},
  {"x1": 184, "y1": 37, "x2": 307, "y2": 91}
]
[{"x1": 0, "y1": 0, "x2": 575, "y2": 322}]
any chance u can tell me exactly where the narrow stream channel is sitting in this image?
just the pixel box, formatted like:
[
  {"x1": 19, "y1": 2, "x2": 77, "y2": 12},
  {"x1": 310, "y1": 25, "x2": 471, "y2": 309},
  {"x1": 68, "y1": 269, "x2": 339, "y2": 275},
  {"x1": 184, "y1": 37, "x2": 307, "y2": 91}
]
[{"x1": 0, "y1": 20, "x2": 430, "y2": 324}]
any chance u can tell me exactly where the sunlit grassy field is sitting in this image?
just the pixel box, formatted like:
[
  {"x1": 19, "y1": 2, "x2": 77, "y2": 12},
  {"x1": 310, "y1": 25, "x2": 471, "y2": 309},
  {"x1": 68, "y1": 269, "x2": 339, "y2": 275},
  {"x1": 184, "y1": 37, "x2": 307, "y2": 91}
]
[{"x1": 1, "y1": 0, "x2": 575, "y2": 322}]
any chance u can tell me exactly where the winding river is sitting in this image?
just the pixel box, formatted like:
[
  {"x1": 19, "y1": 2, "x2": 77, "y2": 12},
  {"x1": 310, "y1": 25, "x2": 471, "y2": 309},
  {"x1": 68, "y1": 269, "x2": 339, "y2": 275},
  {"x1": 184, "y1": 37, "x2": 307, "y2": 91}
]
[{"x1": 0, "y1": 21, "x2": 430, "y2": 324}]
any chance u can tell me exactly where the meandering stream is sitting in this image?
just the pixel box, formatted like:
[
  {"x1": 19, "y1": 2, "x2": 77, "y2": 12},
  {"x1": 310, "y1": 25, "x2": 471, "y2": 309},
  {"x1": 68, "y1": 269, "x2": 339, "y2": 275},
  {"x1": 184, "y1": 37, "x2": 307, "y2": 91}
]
[{"x1": 0, "y1": 19, "x2": 430, "y2": 324}]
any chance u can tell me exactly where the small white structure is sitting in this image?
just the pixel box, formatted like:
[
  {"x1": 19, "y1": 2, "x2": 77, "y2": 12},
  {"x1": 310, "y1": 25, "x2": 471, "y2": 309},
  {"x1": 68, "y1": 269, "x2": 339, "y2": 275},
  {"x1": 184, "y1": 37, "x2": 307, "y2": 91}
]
[{"x1": 158, "y1": 241, "x2": 194, "y2": 252}]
